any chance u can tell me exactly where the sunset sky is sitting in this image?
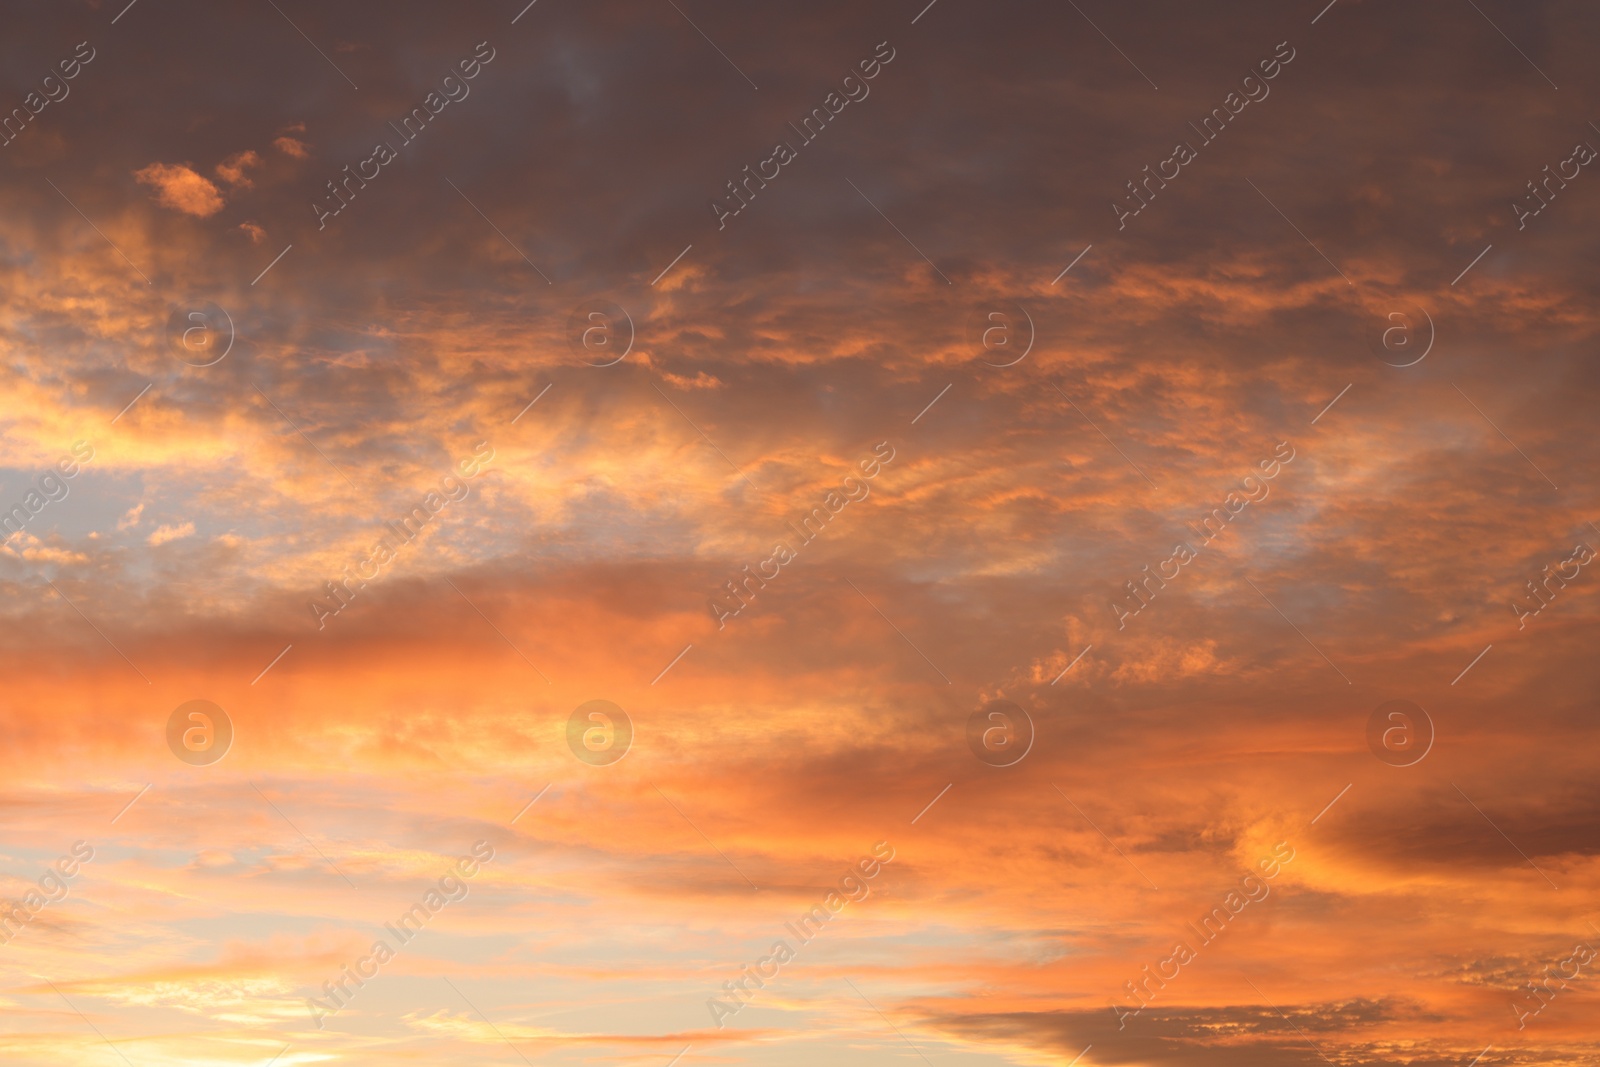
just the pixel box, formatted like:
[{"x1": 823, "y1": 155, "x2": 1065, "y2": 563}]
[{"x1": 3, "y1": 0, "x2": 1600, "y2": 1064}]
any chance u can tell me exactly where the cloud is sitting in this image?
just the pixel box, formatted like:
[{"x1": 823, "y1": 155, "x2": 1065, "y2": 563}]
[
  {"x1": 132, "y1": 162, "x2": 224, "y2": 217},
  {"x1": 147, "y1": 522, "x2": 195, "y2": 546},
  {"x1": 4, "y1": 2, "x2": 1600, "y2": 1062},
  {"x1": 9, "y1": 534, "x2": 87, "y2": 565},
  {"x1": 215, "y1": 150, "x2": 262, "y2": 189},
  {"x1": 273, "y1": 135, "x2": 310, "y2": 159},
  {"x1": 659, "y1": 369, "x2": 724, "y2": 390}
]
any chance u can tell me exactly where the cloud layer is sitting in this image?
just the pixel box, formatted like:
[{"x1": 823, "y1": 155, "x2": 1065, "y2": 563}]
[{"x1": 2, "y1": 1, "x2": 1599, "y2": 1065}]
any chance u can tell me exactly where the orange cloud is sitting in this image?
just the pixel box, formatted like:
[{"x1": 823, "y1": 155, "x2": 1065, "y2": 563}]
[
  {"x1": 132, "y1": 161, "x2": 224, "y2": 217},
  {"x1": 7, "y1": 6, "x2": 1600, "y2": 1064},
  {"x1": 147, "y1": 522, "x2": 195, "y2": 546},
  {"x1": 215, "y1": 149, "x2": 262, "y2": 189}
]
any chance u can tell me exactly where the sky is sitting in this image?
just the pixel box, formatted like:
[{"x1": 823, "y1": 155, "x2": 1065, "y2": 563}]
[{"x1": 2, "y1": 0, "x2": 1600, "y2": 1064}]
